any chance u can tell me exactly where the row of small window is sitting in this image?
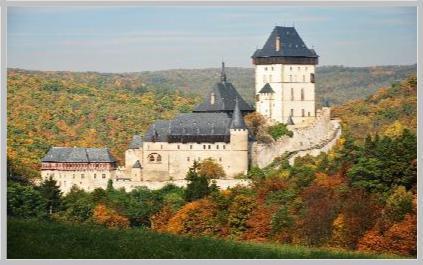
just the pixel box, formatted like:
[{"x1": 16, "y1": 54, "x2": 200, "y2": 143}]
[
  {"x1": 49, "y1": 173, "x2": 107, "y2": 179},
  {"x1": 187, "y1": 157, "x2": 222, "y2": 162},
  {"x1": 263, "y1": 73, "x2": 314, "y2": 83},
  {"x1": 150, "y1": 144, "x2": 226, "y2": 150},
  {"x1": 263, "y1": 66, "x2": 309, "y2": 71}
]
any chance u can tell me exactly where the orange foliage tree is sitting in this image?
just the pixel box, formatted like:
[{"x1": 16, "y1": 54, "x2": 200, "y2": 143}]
[
  {"x1": 357, "y1": 213, "x2": 416, "y2": 256},
  {"x1": 165, "y1": 198, "x2": 219, "y2": 236},
  {"x1": 92, "y1": 204, "x2": 129, "y2": 229},
  {"x1": 150, "y1": 205, "x2": 174, "y2": 233}
]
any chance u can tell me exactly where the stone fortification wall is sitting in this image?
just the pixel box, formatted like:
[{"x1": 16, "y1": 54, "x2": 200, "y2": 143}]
[
  {"x1": 109, "y1": 178, "x2": 250, "y2": 192},
  {"x1": 251, "y1": 107, "x2": 341, "y2": 168}
]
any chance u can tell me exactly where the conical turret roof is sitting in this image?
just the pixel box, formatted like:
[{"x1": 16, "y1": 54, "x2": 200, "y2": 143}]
[{"x1": 230, "y1": 98, "x2": 247, "y2": 130}]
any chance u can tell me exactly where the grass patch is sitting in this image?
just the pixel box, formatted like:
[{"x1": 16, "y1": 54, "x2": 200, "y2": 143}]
[{"x1": 8, "y1": 219, "x2": 402, "y2": 259}]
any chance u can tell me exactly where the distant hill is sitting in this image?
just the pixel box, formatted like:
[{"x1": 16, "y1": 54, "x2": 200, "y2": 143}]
[
  {"x1": 9, "y1": 64, "x2": 416, "y2": 106},
  {"x1": 6, "y1": 65, "x2": 416, "y2": 179}
]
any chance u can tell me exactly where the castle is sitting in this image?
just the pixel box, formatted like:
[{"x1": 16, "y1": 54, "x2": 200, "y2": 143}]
[{"x1": 41, "y1": 26, "x2": 340, "y2": 193}]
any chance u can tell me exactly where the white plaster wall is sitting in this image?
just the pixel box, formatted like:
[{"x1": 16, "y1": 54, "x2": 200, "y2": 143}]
[
  {"x1": 41, "y1": 169, "x2": 116, "y2": 193},
  {"x1": 136, "y1": 131, "x2": 248, "y2": 181},
  {"x1": 255, "y1": 64, "x2": 316, "y2": 124}
]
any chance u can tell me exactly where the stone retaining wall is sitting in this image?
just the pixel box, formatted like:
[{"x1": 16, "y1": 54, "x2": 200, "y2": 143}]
[{"x1": 251, "y1": 107, "x2": 341, "y2": 168}]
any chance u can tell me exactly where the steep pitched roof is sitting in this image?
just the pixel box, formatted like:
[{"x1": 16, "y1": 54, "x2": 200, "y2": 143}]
[
  {"x1": 41, "y1": 147, "x2": 116, "y2": 163},
  {"x1": 128, "y1": 134, "x2": 143, "y2": 149},
  {"x1": 252, "y1": 26, "x2": 318, "y2": 58},
  {"x1": 258, "y1": 83, "x2": 275, "y2": 94},
  {"x1": 230, "y1": 98, "x2": 247, "y2": 130},
  {"x1": 193, "y1": 63, "x2": 254, "y2": 113}
]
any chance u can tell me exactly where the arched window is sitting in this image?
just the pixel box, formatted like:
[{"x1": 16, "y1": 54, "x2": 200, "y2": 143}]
[
  {"x1": 148, "y1": 153, "x2": 162, "y2": 163},
  {"x1": 301, "y1": 88, "x2": 305, "y2": 101}
]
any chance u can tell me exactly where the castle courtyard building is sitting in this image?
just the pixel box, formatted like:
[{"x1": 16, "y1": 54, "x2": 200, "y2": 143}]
[{"x1": 41, "y1": 147, "x2": 117, "y2": 193}]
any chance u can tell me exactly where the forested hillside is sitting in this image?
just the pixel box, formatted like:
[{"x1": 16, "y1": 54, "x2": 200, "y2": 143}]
[
  {"x1": 6, "y1": 65, "x2": 416, "y2": 179},
  {"x1": 7, "y1": 69, "x2": 200, "y2": 179},
  {"x1": 332, "y1": 75, "x2": 417, "y2": 140}
]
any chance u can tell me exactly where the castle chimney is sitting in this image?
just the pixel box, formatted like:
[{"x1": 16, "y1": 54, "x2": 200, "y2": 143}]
[
  {"x1": 210, "y1": 92, "x2": 215, "y2": 105},
  {"x1": 276, "y1": 35, "x2": 281, "y2": 52},
  {"x1": 276, "y1": 36, "x2": 281, "y2": 52}
]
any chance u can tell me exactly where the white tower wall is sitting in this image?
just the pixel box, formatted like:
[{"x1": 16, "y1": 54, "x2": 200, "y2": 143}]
[{"x1": 255, "y1": 63, "x2": 316, "y2": 124}]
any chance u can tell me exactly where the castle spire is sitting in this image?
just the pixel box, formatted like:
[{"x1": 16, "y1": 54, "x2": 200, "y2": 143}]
[
  {"x1": 230, "y1": 97, "x2": 247, "y2": 130},
  {"x1": 220, "y1": 61, "x2": 227, "y2": 82}
]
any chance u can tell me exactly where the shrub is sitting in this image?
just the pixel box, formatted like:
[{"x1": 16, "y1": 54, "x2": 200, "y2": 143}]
[{"x1": 267, "y1": 123, "x2": 293, "y2": 140}]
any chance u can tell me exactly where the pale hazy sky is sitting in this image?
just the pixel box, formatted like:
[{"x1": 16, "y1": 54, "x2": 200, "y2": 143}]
[{"x1": 7, "y1": 6, "x2": 417, "y2": 72}]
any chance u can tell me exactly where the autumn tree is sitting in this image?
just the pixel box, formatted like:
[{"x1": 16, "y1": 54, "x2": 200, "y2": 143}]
[
  {"x1": 166, "y1": 199, "x2": 219, "y2": 236},
  {"x1": 92, "y1": 204, "x2": 130, "y2": 229},
  {"x1": 244, "y1": 112, "x2": 266, "y2": 137},
  {"x1": 198, "y1": 158, "x2": 226, "y2": 179}
]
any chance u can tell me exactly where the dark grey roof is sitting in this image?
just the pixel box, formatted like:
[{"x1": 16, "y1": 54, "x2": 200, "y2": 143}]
[
  {"x1": 252, "y1": 26, "x2": 318, "y2": 58},
  {"x1": 193, "y1": 63, "x2": 254, "y2": 113},
  {"x1": 230, "y1": 98, "x2": 247, "y2": 130},
  {"x1": 286, "y1": 115, "x2": 295, "y2": 125},
  {"x1": 194, "y1": 82, "x2": 254, "y2": 113},
  {"x1": 258, "y1": 83, "x2": 275, "y2": 94},
  {"x1": 128, "y1": 135, "x2": 143, "y2": 149},
  {"x1": 132, "y1": 160, "x2": 142, "y2": 169},
  {"x1": 144, "y1": 113, "x2": 233, "y2": 143},
  {"x1": 41, "y1": 147, "x2": 116, "y2": 163},
  {"x1": 143, "y1": 120, "x2": 171, "y2": 142}
]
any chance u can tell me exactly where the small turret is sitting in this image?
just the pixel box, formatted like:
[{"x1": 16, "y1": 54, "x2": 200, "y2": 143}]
[
  {"x1": 125, "y1": 134, "x2": 144, "y2": 172},
  {"x1": 230, "y1": 98, "x2": 247, "y2": 130},
  {"x1": 131, "y1": 160, "x2": 143, "y2": 181},
  {"x1": 230, "y1": 98, "x2": 248, "y2": 152}
]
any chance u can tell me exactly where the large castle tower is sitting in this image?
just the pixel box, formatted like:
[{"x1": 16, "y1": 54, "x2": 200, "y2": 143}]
[{"x1": 252, "y1": 26, "x2": 319, "y2": 125}]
